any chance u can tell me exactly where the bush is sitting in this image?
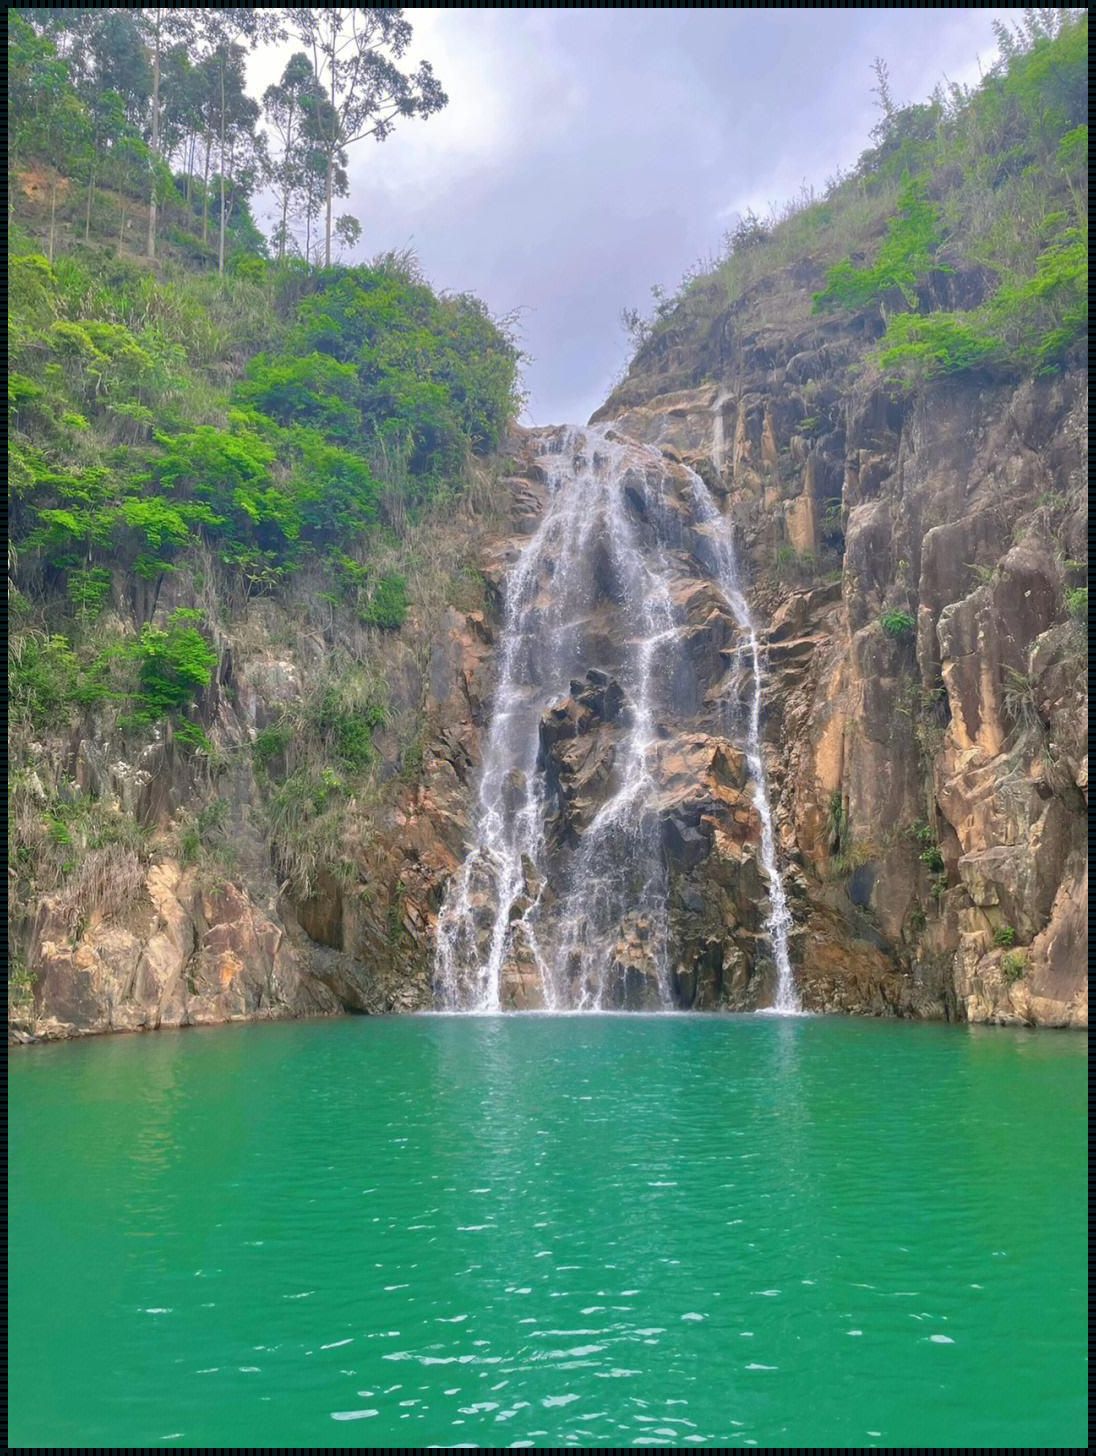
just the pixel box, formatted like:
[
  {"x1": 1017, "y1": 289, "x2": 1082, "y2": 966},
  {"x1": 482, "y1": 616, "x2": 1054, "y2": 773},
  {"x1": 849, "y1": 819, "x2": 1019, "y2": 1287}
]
[
  {"x1": 813, "y1": 175, "x2": 945, "y2": 314},
  {"x1": 235, "y1": 352, "x2": 360, "y2": 438},
  {"x1": 919, "y1": 845, "x2": 945, "y2": 874},
  {"x1": 10, "y1": 633, "x2": 81, "y2": 721},
  {"x1": 67, "y1": 566, "x2": 112, "y2": 619},
  {"x1": 127, "y1": 609, "x2": 217, "y2": 723},
  {"x1": 1065, "y1": 586, "x2": 1087, "y2": 621},
  {"x1": 253, "y1": 721, "x2": 292, "y2": 769},
  {"x1": 880, "y1": 609, "x2": 916, "y2": 640},
  {"x1": 361, "y1": 573, "x2": 409, "y2": 630},
  {"x1": 1001, "y1": 950, "x2": 1027, "y2": 983},
  {"x1": 877, "y1": 312, "x2": 999, "y2": 381},
  {"x1": 993, "y1": 925, "x2": 1018, "y2": 947}
]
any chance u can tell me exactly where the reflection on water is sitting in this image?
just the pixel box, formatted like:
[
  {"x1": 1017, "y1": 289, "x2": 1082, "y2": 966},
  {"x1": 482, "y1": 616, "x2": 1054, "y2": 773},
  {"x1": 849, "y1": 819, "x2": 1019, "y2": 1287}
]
[{"x1": 8, "y1": 1015, "x2": 1087, "y2": 1450}]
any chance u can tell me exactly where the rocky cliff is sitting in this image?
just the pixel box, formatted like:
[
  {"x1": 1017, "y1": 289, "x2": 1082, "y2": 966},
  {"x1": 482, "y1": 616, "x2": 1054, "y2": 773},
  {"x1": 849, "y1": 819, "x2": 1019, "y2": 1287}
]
[
  {"x1": 15, "y1": 296, "x2": 1087, "y2": 1034},
  {"x1": 590, "y1": 263, "x2": 1087, "y2": 1026}
]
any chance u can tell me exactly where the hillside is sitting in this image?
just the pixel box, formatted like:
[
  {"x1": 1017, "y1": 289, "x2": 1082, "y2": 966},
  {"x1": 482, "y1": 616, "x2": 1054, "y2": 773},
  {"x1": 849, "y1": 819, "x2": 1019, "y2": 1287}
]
[{"x1": 8, "y1": 13, "x2": 522, "y2": 1036}]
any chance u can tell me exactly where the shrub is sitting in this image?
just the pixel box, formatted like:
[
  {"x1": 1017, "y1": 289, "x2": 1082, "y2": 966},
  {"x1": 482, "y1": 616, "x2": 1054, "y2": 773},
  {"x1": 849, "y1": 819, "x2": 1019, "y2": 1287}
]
[
  {"x1": 1065, "y1": 586, "x2": 1087, "y2": 621},
  {"x1": 813, "y1": 175, "x2": 945, "y2": 314},
  {"x1": 67, "y1": 566, "x2": 112, "y2": 619},
  {"x1": 127, "y1": 609, "x2": 217, "y2": 723},
  {"x1": 361, "y1": 573, "x2": 409, "y2": 630},
  {"x1": 880, "y1": 609, "x2": 916, "y2": 640},
  {"x1": 1001, "y1": 950, "x2": 1027, "y2": 983},
  {"x1": 919, "y1": 845, "x2": 945, "y2": 874},
  {"x1": 877, "y1": 312, "x2": 999, "y2": 381},
  {"x1": 235, "y1": 352, "x2": 360, "y2": 438},
  {"x1": 10, "y1": 633, "x2": 81, "y2": 720},
  {"x1": 253, "y1": 721, "x2": 292, "y2": 769},
  {"x1": 993, "y1": 925, "x2": 1018, "y2": 947}
]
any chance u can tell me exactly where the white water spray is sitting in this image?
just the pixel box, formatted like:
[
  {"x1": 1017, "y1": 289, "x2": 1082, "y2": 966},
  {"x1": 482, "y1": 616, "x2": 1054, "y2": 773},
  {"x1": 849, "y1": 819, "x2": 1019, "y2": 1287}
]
[{"x1": 434, "y1": 419, "x2": 799, "y2": 1013}]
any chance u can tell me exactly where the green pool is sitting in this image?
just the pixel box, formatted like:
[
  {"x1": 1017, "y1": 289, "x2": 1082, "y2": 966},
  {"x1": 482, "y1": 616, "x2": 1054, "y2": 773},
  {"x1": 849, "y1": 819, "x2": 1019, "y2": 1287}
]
[{"x1": 7, "y1": 1013, "x2": 1088, "y2": 1448}]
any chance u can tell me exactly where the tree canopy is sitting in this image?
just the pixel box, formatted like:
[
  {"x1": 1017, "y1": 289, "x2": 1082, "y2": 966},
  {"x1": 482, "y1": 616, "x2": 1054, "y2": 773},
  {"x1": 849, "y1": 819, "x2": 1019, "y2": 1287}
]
[{"x1": 9, "y1": 7, "x2": 448, "y2": 268}]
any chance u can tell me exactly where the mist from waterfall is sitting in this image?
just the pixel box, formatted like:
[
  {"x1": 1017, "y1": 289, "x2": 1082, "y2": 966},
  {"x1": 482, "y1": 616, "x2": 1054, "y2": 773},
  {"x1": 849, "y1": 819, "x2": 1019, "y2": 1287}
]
[{"x1": 434, "y1": 423, "x2": 799, "y2": 1013}]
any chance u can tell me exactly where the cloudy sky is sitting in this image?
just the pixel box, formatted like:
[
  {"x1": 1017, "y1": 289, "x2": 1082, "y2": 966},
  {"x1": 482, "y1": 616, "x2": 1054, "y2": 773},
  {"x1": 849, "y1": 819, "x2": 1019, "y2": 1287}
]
[{"x1": 250, "y1": 8, "x2": 1019, "y2": 425}]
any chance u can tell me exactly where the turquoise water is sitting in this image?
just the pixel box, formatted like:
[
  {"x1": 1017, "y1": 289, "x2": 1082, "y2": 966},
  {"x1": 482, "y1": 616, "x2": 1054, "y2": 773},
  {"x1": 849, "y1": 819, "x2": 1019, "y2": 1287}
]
[{"x1": 8, "y1": 1013, "x2": 1088, "y2": 1449}]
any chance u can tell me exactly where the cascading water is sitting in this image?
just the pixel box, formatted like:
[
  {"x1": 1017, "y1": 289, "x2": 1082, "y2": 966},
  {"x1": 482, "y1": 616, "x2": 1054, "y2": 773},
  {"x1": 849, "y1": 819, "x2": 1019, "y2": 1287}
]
[
  {"x1": 434, "y1": 422, "x2": 799, "y2": 1013},
  {"x1": 679, "y1": 472, "x2": 799, "y2": 1014}
]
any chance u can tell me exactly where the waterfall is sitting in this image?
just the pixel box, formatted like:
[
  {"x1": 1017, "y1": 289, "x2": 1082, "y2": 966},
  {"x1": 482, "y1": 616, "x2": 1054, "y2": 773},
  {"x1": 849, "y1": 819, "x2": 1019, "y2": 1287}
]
[
  {"x1": 679, "y1": 469, "x2": 800, "y2": 1014},
  {"x1": 434, "y1": 423, "x2": 799, "y2": 1013}
]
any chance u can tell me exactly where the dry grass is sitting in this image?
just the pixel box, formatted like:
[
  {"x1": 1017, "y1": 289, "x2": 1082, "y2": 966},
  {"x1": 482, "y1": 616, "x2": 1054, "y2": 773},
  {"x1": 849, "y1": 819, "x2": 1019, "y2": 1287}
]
[{"x1": 53, "y1": 844, "x2": 146, "y2": 930}]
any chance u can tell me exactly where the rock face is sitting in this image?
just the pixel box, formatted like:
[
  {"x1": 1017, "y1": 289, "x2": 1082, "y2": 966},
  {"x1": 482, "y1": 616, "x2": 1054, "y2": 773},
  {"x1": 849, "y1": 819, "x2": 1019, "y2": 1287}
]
[
  {"x1": 592, "y1": 266, "x2": 1087, "y2": 1026},
  {"x1": 9, "y1": 464, "x2": 524, "y2": 1041},
  {"x1": 11, "y1": 273, "x2": 1087, "y2": 1037}
]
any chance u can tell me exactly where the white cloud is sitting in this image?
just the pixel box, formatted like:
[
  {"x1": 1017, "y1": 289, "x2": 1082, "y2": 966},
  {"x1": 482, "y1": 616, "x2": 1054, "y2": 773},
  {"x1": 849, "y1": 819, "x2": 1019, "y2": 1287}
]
[{"x1": 241, "y1": 7, "x2": 1035, "y2": 422}]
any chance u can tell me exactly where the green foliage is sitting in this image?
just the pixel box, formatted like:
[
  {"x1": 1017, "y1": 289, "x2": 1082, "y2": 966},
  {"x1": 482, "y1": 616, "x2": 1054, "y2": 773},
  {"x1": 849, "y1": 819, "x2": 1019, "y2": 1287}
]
[
  {"x1": 176, "y1": 798, "x2": 230, "y2": 866},
  {"x1": 310, "y1": 678, "x2": 387, "y2": 771},
  {"x1": 1001, "y1": 950, "x2": 1027, "y2": 983},
  {"x1": 876, "y1": 312, "x2": 998, "y2": 380},
  {"x1": 880, "y1": 609, "x2": 916, "y2": 640},
  {"x1": 288, "y1": 257, "x2": 522, "y2": 484},
  {"x1": 252, "y1": 722, "x2": 292, "y2": 769},
  {"x1": 629, "y1": 14, "x2": 1086, "y2": 400},
  {"x1": 9, "y1": 165, "x2": 519, "y2": 618},
  {"x1": 10, "y1": 634, "x2": 82, "y2": 721},
  {"x1": 8, "y1": 957, "x2": 37, "y2": 1012},
  {"x1": 235, "y1": 351, "x2": 360, "y2": 438},
  {"x1": 985, "y1": 225, "x2": 1087, "y2": 371},
  {"x1": 125, "y1": 609, "x2": 217, "y2": 724},
  {"x1": 919, "y1": 845, "x2": 946, "y2": 874},
  {"x1": 825, "y1": 790, "x2": 872, "y2": 877},
  {"x1": 1065, "y1": 586, "x2": 1087, "y2": 621},
  {"x1": 813, "y1": 175, "x2": 946, "y2": 313},
  {"x1": 993, "y1": 925, "x2": 1018, "y2": 947},
  {"x1": 906, "y1": 907, "x2": 927, "y2": 936},
  {"x1": 361, "y1": 573, "x2": 410, "y2": 630},
  {"x1": 67, "y1": 566, "x2": 112, "y2": 619}
]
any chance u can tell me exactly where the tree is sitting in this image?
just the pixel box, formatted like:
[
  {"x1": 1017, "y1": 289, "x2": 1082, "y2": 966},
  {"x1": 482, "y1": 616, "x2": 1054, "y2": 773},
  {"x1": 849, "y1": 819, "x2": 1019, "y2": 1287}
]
[
  {"x1": 263, "y1": 52, "x2": 327, "y2": 263},
  {"x1": 140, "y1": 8, "x2": 199, "y2": 260},
  {"x1": 194, "y1": 11, "x2": 283, "y2": 272},
  {"x1": 334, "y1": 212, "x2": 362, "y2": 259},
  {"x1": 204, "y1": 40, "x2": 261, "y2": 273},
  {"x1": 71, "y1": 12, "x2": 151, "y2": 241},
  {"x1": 7, "y1": 13, "x2": 93, "y2": 261},
  {"x1": 287, "y1": 9, "x2": 447, "y2": 266}
]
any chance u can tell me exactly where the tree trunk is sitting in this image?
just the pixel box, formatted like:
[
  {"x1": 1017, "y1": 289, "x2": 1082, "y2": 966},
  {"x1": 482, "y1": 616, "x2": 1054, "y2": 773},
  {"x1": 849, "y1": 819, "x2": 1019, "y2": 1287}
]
[
  {"x1": 201, "y1": 134, "x2": 212, "y2": 243},
  {"x1": 325, "y1": 45, "x2": 337, "y2": 268},
  {"x1": 146, "y1": 8, "x2": 161, "y2": 259},
  {"x1": 278, "y1": 170, "x2": 290, "y2": 264},
  {"x1": 118, "y1": 203, "x2": 126, "y2": 251},
  {"x1": 278, "y1": 99, "x2": 296, "y2": 264},
  {"x1": 48, "y1": 180, "x2": 57, "y2": 264},
  {"x1": 84, "y1": 169, "x2": 95, "y2": 242},
  {"x1": 217, "y1": 58, "x2": 226, "y2": 274},
  {"x1": 325, "y1": 154, "x2": 334, "y2": 267}
]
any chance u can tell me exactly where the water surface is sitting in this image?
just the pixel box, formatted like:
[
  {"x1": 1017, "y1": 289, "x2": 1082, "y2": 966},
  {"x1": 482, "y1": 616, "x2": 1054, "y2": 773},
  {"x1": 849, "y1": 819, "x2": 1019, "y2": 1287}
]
[{"x1": 8, "y1": 1014, "x2": 1087, "y2": 1448}]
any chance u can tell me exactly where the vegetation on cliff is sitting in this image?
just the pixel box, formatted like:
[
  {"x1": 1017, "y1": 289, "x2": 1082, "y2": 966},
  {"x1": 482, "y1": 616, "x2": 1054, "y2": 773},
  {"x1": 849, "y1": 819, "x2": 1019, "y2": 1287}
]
[
  {"x1": 626, "y1": 10, "x2": 1087, "y2": 384},
  {"x1": 8, "y1": 10, "x2": 522, "y2": 1001}
]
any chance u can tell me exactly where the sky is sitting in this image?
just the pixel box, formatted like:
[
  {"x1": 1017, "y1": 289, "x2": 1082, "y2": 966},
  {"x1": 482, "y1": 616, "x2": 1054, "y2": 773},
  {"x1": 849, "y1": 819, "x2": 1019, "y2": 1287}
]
[{"x1": 248, "y1": 8, "x2": 1020, "y2": 426}]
